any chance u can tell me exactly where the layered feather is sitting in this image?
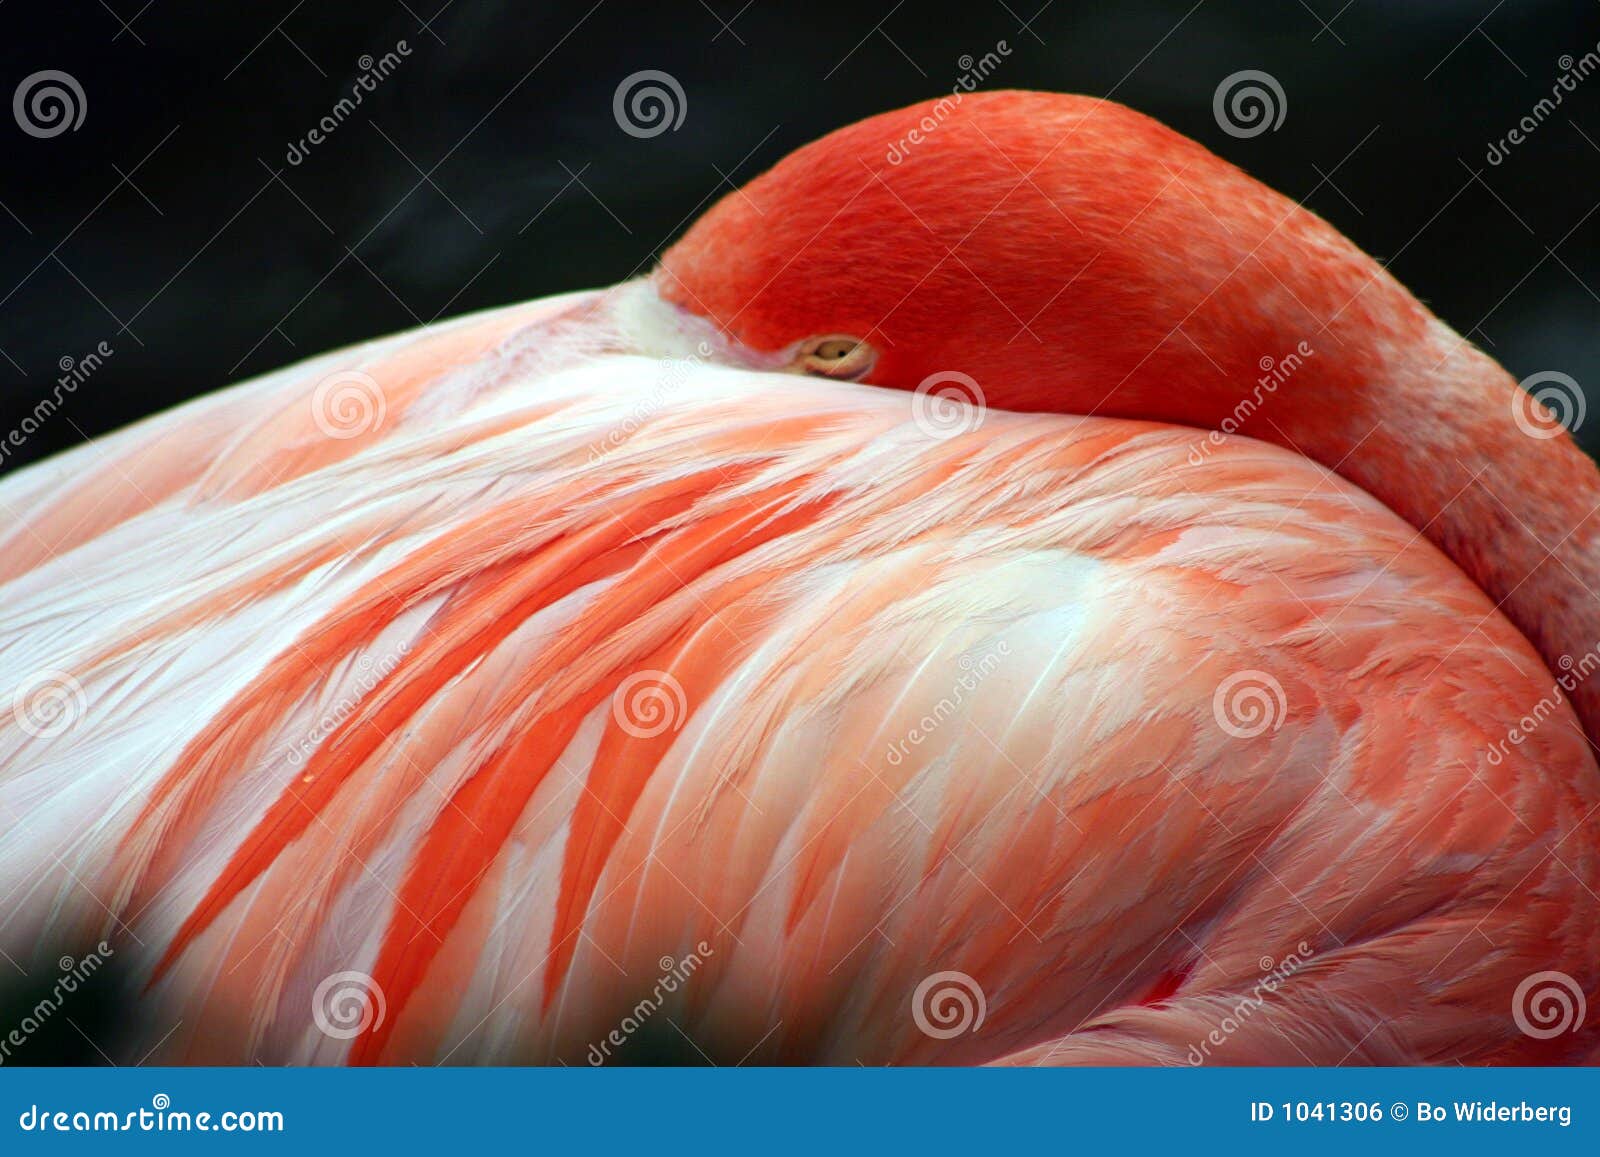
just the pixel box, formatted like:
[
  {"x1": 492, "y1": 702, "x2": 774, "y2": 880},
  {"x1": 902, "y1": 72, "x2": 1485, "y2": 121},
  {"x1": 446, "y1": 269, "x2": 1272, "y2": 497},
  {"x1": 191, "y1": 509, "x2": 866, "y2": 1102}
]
[{"x1": 0, "y1": 290, "x2": 1595, "y2": 1064}]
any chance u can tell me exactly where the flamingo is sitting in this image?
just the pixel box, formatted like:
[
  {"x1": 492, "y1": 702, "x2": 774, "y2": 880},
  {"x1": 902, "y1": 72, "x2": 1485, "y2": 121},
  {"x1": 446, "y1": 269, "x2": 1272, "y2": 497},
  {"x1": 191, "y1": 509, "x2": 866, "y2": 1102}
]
[{"x1": 1, "y1": 91, "x2": 1597, "y2": 1066}]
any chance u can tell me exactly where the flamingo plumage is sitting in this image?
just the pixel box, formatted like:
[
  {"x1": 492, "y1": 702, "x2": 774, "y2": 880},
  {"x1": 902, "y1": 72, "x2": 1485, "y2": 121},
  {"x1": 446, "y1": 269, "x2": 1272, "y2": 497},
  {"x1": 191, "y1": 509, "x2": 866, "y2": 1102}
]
[{"x1": 1, "y1": 91, "x2": 1597, "y2": 1065}]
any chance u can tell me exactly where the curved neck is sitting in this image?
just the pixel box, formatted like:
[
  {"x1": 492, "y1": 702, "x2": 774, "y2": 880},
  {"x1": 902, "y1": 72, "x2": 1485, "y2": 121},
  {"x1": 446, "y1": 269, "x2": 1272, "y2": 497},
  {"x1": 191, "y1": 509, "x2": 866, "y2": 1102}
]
[
  {"x1": 1262, "y1": 323, "x2": 1600, "y2": 751},
  {"x1": 1067, "y1": 147, "x2": 1600, "y2": 753}
]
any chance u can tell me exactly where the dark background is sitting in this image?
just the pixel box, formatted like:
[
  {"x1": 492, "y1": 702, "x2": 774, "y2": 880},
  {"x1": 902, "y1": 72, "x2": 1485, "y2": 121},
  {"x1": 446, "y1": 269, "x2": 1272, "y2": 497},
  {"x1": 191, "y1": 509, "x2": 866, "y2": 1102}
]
[{"x1": 1, "y1": 0, "x2": 1598, "y2": 480}]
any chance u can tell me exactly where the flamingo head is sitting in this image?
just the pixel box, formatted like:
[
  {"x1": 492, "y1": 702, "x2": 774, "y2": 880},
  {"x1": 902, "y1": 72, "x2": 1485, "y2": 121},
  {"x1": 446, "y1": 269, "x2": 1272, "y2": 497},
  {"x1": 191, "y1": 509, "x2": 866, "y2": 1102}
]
[
  {"x1": 645, "y1": 90, "x2": 1427, "y2": 435},
  {"x1": 627, "y1": 91, "x2": 1600, "y2": 763}
]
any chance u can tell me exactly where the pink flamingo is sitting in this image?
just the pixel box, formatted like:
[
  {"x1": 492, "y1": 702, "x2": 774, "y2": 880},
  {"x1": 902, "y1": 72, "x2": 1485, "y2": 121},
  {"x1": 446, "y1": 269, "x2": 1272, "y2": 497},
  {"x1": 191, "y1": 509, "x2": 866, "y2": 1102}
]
[{"x1": 0, "y1": 92, "x2": 1596, "y2": 1065}]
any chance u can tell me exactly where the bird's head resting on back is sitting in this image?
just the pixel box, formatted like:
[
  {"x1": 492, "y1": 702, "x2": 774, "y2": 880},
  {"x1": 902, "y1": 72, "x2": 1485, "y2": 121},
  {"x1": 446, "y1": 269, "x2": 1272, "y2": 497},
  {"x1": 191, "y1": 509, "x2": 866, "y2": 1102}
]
[
  {"x1": 629, "y1": 90, "x2": 1600, "y2": 748},
  {"x1": 655, "y1": 90, "x2": 1404, "y2": 431}
]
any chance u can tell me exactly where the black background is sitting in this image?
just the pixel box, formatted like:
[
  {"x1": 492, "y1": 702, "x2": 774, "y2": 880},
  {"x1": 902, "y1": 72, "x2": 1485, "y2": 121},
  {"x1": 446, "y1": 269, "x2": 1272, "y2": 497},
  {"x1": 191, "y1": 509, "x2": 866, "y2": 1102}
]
[{"x1": 1, "y1": 0, "x2": 1598, "y2": 479}]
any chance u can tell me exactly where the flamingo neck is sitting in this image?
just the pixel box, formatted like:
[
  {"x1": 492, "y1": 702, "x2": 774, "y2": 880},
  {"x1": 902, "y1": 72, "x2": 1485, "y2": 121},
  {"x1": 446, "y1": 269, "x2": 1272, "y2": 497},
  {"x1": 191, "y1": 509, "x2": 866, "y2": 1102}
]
[
  {"x1": 1059, "y1": 159, "x2": 1600, "y2": 752},
  {"x1": 1267, "y1": 322, "x2": 1600, "y2": 751}
]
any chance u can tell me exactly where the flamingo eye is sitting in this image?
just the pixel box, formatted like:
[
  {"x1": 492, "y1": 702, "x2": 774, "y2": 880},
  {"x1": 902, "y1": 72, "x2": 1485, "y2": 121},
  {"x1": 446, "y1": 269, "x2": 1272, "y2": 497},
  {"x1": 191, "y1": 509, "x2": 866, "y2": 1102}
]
[
  {"x1": 812, "y1": 338, "x2": 858, "y2": 360},
  {"x1": 794, "y1": 335, "x2": 877, "y2": 381}
]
